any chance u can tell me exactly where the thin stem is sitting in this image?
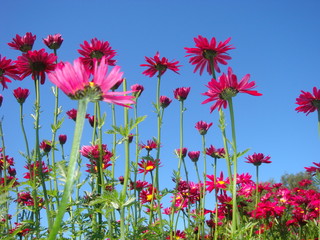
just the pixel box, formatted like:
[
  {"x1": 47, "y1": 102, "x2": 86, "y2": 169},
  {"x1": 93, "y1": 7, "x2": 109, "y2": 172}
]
[
  {"x1": 48, "y1": 98, "x2": 89, "y2": 240},
  {"x1": 120, "y1": 80, "x2": 130, "y2": 240},
  {"x1": 19, "y1": 103, "x2": 30, "y2": 159},
  {"x1": 155, "y1": 73, "x2": 161, "y2": 189},
  {"x1": 227, "y1": 98, "x2": 240, "y2": 236}
]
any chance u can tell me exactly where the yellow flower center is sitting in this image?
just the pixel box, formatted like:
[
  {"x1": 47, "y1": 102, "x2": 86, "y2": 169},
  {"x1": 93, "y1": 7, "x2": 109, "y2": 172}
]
[
  {"x1": 147, "y1": 194, "x2": 153, "y2": 201},
  {"x1": 146, "y1": 165, "x2": 154, "y2": 171}
]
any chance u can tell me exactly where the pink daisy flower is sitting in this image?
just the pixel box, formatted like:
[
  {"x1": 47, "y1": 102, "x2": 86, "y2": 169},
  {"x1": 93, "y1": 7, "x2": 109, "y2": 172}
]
[
  {"x1": 185, "y1": 35, "x2": 234, "y2": 76},
  {"x1": 202, "y1": 67, "x2": 262, "y2": 112},
  {"x1": 48, "y1": 57, "x2": 135, "y2": 106},
  {"x1": 295, "y1": 87, "x2": 320, "y2": 115},
  {"x1": 0, "y1": 55, "x2": 21, "y2": 89},
  {"x1": 8, "y1": 32, "x2": 36, "y2": 52},
  {"x1": 43, "y1": 34, "x2": 63, "y2": 50},
  {"x1": 78, "y1": 38, "x2": 116, "y2": 72},
  {"x1": 15, "y1": 49, "x2": 57, "y2": 84},
  {"x1": 140, "y1": 52, "x2": 181, "y2": 77},
  {"x1": 245, "y1": 153, "x2": 271, "y2": 166}
]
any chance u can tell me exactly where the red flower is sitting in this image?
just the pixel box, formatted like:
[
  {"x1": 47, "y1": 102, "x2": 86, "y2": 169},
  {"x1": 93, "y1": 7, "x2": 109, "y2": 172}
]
[
  {"x1": 195, "y1": 120, "x2": 213, "y2": 135},
  {"x1": 184, "y1": 35, "x2": 234, "y2": 75},
  {"x1": 305, "y1": 162, "x2": 320, "y2": 176},
  {"x1": 131, "y1": 84, "x2": 144, "y2": 98},
  {"x1": 295, "y1": 87, "x2": 320, "y2": 115},
  {"x1": 174, "y1": 87, "x2": 191, "y2": 101},
  {"x1": 245, "y1": 153, "x2": 271, "y2": 166},
  {"x1": 66, "y1": 108, "x2": 90, "y2": 121},
  {"x1": 140, "y1": 52, "x2": 180, "y2": 77},
  {"x1": 202, "y1": 67, "x2": 262, "y2": 112},
  {"x1": 58, "y1": 134, "x2": 67, "y2": 145},
  {"x1": 139, "y1": 139, "x2": 158, "y2": 152},
  {"x1": 39, "y1": 140, "x2": 52, "y2": 153},
  {"x1": 205, "y1": 145, "x2": 225, "y2": 159},
  {"x1": 138, "y1": 159, "x2": 161, "y2": 175},
  {"x1": 188, "y1": 151, "x2": 200, "y2": 162},
  {"x1": 175, "y1": 147, "x2": 188, "y2": 158},
  {"x1": 166, "y1": 230, "x2": 186, "y2": 239},
  {"x1": 15, "y1": 49, "x2": 57, "y2": 84},
  {"x1": 130, "y1": 180, "x2": 149, "y2": 191},
  {"x1": 24, "y1": 161, "x2": 50, "y2": 181},
  {"x1": 8, "y1": 32, "x2": 36, "y2": 52},
  {"x1": 140, "y1": 185, "x2": 158, "y2": 204},
  {"x1": 0, "y1": 55, "x2": 21, "y2": 89},
  {"x1": 206, "y1": 172, "x2": 230, "y2": 192},
  {"x1": 43, "y1": 34, "x2": 63, "y2": 50},
  {"x1": 78, "y1": 38, "x2": 116, "y2": 72},
  {"x1": 159, "y1": 96, "x2": 172, "y2": 108},
  {"x1": 13, "y1": 87, "x2": 30, "y2": 104}
]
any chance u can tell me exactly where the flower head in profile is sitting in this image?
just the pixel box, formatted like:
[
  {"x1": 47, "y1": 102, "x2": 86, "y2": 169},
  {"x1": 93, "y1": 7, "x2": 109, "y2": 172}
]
[
  {"x1": 43, "y1": 34, "x2": 63, "y2": 50},
  {"x1": 188, "y1": 151, "x2": 200, "y2": 162},
  {"x1": 78, "y1": 38, "x2": 116, "y2": 72},
  {"x1": 295, "y1": 87, "x2": 320, "y2": 115},
  {"x1": 195, "y1": 120, "x2": 213, "y2": 135},
  {"x1": 305, "y1": 162, "x2": 320, "y2": 176},
  {"x1": 0, "y1": 55, "x2": 21, "y2": 89},
  {"x1": 8, "y1": 32, "x2": 36, "y2": 52},
  {"x1": 13, "y1": 87, "x2": 30, "y2": 104},
  {"x1": 58, "y1": 134, "x2": 67, "y2": 145},
  {"x1": 39, "y1": 140, "x2": 52, "y2": 153},
  {"x1": 202, "y1": 67, "x2": 262, "y2": 112},
  {"x1": 205, "y1": 145, "x2": 225, "y2": 159},
  {"x1": 139, "y1": 139, "x2": 158, "y2": 152},
  {"x1": 15, "y1": 49, "x2": 57, "y2": 84},
  {"x1": 245, "y1": 153, "x2": 271, "y2": 166},
  {"x1": 175, "y1": 148, "x2": 188, "y2": 158},
  {"x1": 131, "y1": 84, "x2": 144, "y2": 98},
  {"x1": 174, "y1": 87, "x2": 191, "y2": 101},
  {"x1": 141, "y1": 52, "x2": 181, "y2": 77},
  {"x1": 159, "y1": 96, "x2": 172, "y2": 108},
  {"x1": 185, "y1": 35, "x2": 234, "y2": 75},
  {"x1": 48, "y1": 57, "x2": 135, "y2": 106}
]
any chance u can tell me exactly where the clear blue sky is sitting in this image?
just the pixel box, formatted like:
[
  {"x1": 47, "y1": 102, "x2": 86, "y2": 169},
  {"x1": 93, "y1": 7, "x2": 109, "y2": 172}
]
[{"x1": 1, "y1": 0, "x2": 319, "y2": 190}]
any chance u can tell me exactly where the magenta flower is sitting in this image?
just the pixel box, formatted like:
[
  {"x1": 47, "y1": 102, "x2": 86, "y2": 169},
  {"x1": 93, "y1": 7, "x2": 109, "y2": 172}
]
[
  {"x1": 195, "y1": 120, "x2": 213, "y2": 135},
  {"x1": 175, "y1": 148, "x2": 188, "y2": 158},
  {"x1": 245, "y1": 153, "x2": 271, "y2": 166},
  {"x1": 78, "y1": 38, "x2": 116, "y2": 71},
  {"x1": 205, "y1": 145, "x2": 225, "y2": 159},
  {"x1": 184, "y1": 35, "x2": 234, "y2": 75},
  {"x1": 15, "y1": 49, "x2": 57, "y2": 84},
  {"x1": 39, "y1": 140, "x2": 52, "y2": 153},
  {"x1": 174, "y1": 87, "x2": 191, "y2": 101},
  {"x1": 131, "y1": 84, "x2": 144, "y2": 98},
  {"x1": 159, "y1": 96, "x2": 172, "y2": 108},
  {"x1": 0, "y1": 55, "x2": 21, "y2": 89},
  {"x1": 139, "y1": 139, "x2": 158, "y2": 152},
  {"x1": 295, "y1": 87, "x2": 320, "y2": 115},
  {"x1": 188, "y1": 151, "x2": 200, "y2": 162},
  {"x1": 13, "y1": 87, "x2": 30, "y2": 104},
  {"x1": 206, "y1": 172, "x2": 230, "y2": 192},
  {"x1": 202, "y1": 67, "x2": 262, "y2": 112},
  {"x1": 48, "y1": 57, "x2": 135, "y2": 106},
  {"x1": 43, "y1": 34, "x2": 63, "y2": 50},
  {"x1": 58, "y1": 134, "x2": 67, "y2": 145},
  {"x1": 141, "y1": 52, "x2": 181, "y2": 77},
  {"x1": 8, "y1": 32, "x2": 36, "y2": 52},
  {"x1": 305, "y1": 162, "x2": 320, "y2": 176}
]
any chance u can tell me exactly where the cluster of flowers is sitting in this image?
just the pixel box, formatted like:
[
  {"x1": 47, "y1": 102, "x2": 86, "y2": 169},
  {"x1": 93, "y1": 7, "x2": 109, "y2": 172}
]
[{"x1": 0, "y1": 31, "x2": 319, "y2": 239}]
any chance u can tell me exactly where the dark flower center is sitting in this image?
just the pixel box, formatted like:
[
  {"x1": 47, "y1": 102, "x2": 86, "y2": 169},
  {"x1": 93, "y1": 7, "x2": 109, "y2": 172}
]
[
  {"x1": 219, "y1": 87, "x2": 238, "y2": 100},
  {"x1": 202, "y1": 49, "x2": 217, "y2": 60},
  {"x1": 312, "y1": 100, "x2": 320, "y2": 110},
  {"x1": 31, "y1": 61, "x2": 46, "y2": 72},
  {"x1": 90, "y1": 50, "x2": 104, "y2": 59},
  {"x1": 0, "y1": 69, "x2": 4, "y2": 76},
  {"x1": 20, "y1": 45, "x2": 33, "y2": 52},
  {"x1": 155, "y1": 64, "x2": 167, "y2": 73}
]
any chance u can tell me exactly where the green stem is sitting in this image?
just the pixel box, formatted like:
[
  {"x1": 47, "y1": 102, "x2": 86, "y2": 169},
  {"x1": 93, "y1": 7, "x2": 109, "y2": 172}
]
[
  {"x1": 200, "y1": 135, "x2": 207, "y2": 238},
  {"x1": 227, "y1": 98, "x2": 240, "y2": 236},
  {"x1": 19, "y1": 103, "x2": 30, "y2": 159},
  {"x1": 155, "y1": 73, "x2": 161, "y2": 189},
  {"x1": 48, "y1": 98, "x2": 89, "y2": 240},
  {"x1": 120, "y1": 80, "x2": 130, "y2": 240},
  {"x1": 255, "y1": 165, "x2": 259, "y2": 208},
  {"x1": 51, "y1": 86, "x2": 60, "y2": 207}
]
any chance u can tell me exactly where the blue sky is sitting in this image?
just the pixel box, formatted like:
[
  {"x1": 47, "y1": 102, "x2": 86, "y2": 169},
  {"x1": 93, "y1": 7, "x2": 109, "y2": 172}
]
[{"x1": 1, "y1": 0, "x2": 320, "y2": 192}]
